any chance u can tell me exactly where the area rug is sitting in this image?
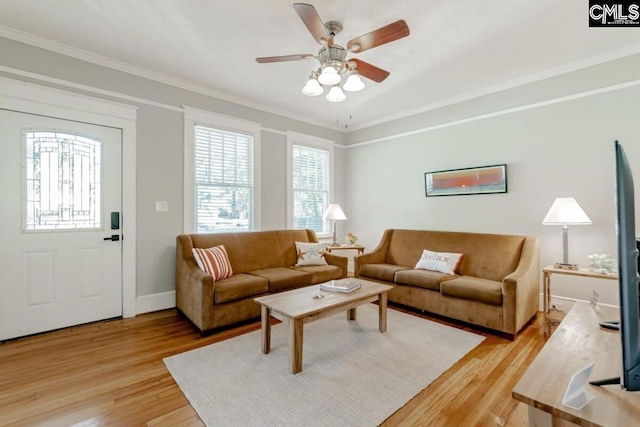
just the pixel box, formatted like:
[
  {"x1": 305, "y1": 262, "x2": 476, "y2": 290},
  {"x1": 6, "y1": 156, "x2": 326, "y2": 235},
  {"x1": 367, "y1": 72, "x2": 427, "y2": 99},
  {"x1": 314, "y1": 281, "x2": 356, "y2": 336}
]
[{"x1": 164, "y1": 304, "x2": 485, "y2": 426}]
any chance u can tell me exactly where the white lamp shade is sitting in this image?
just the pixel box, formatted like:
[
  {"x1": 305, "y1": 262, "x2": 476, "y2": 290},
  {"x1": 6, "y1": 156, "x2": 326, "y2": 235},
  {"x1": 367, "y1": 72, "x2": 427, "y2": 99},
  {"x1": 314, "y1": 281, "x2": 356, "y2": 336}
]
[
  {"x1": 302, "y1": 78, "x2": 323, "y2": 96},
  {"x1": 323, "y1": 203, "x2": 347, "y2": 221},
  {"x1": 542, "y1": 197, "x2": 592, "y2": 225},
  {"x1": 343, "y1": 73, "x2": 365, "y2": 92},
  {"x1": 318, "y1": 65, "x2": 341, "y2": 86},
  {"x1": 326, "y1": 86, "x2": 346, "y2": 103}
]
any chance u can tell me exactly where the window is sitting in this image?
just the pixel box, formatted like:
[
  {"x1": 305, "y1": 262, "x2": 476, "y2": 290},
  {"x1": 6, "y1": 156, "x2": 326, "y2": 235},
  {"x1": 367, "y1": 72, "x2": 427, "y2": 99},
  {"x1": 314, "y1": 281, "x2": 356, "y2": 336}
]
[
  {"x1": 287, "y1": 131, "x2": 334, "y2": 236},
  {"x1": 184, "y1": 107, "x2": 261, "y2": 234},
  {"x1": 24, "y1": 131, "x2": 101, "y2": 231},
  {"x1": 195, "y1": 126, "x2": 253, "y2": 233}
]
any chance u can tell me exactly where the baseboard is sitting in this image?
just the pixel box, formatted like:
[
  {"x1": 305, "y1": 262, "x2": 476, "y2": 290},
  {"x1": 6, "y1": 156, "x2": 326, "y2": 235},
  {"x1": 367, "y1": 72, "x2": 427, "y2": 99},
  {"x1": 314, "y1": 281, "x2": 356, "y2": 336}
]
[
  {"x1": 538, "y1": 293, "x2": 618, "y2": 314},
  {"x1": 136, "y1": 291, "x2": 176, "y2": 315}
]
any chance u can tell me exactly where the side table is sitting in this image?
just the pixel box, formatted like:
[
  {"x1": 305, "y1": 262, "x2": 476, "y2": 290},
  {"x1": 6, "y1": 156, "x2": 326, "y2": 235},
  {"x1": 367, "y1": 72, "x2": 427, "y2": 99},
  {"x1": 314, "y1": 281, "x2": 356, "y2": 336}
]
[
  {"x1": 542, "y1": 264, "x2": 618, "y2": 335},
  {"x1": 325, "y1": 245, "x2": 365, "y2": 255}
]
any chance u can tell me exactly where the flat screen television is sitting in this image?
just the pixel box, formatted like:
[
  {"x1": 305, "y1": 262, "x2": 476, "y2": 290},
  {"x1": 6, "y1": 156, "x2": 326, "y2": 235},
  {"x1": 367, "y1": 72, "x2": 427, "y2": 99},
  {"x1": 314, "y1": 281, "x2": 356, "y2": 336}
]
[{"x1": 590, "y1": 141, "x2": 640, "y2": 391}]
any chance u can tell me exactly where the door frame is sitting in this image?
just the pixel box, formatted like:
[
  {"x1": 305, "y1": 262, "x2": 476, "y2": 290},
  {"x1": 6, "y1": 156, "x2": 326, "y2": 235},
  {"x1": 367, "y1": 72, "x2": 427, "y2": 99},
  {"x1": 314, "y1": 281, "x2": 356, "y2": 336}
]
[{"x1": 0, "y1": 76, "x2": 137, "y2": 318}]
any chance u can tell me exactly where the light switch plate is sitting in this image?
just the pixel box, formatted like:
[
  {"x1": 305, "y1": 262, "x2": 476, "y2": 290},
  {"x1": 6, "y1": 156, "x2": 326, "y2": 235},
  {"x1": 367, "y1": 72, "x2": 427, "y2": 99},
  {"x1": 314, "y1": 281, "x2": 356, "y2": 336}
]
[{"x1": 155, "y1": 201, "x2": 169, "y2": 212}]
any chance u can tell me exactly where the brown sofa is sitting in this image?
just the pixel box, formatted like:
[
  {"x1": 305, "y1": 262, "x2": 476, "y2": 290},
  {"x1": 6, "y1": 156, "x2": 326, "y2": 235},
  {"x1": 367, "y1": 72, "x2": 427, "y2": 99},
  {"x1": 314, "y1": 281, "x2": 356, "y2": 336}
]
[
  {"x1": 176, "y1": 229, "x2": 347, "y2": 333},
  {"x1": 355, "y1": 229, "x2": 539, "y2": 339}
]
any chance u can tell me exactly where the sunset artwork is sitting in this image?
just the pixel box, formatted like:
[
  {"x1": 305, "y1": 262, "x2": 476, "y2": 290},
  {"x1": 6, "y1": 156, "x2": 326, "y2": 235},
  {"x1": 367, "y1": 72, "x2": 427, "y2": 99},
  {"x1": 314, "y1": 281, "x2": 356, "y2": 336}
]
[{"x1": 425, "y1": 164, "x2": 507, "y2": 196}]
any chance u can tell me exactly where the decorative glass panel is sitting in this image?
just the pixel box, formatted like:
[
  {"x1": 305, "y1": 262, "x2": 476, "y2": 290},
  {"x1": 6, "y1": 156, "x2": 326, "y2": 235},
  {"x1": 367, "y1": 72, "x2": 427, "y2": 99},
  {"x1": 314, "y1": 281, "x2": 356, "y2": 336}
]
[{"x1": 25, "y1": 131, "x2": 101, "y2": 231}]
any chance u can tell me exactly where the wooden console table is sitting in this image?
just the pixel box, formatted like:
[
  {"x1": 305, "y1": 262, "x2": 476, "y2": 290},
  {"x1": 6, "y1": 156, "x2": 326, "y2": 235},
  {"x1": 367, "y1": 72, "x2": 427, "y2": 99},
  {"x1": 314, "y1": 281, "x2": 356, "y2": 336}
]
[
  {"x1": 513, "y1": 302, "x2": 640, "y2": 426},
  {"x1": 542, "y1": 265, "x2": 618, "y2": 335},
  {"x1": 325, "y1": 245, "x2": 365, "y2": 255}
]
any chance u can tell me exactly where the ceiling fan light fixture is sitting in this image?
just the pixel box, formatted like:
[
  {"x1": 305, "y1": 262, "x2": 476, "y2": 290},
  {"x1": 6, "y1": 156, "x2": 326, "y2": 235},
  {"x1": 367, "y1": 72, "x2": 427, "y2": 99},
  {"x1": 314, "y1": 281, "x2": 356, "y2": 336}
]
[
  {"x1": 318, "y1": 65, "x2": 341, "y2": 86},
  {"x1": 343, "y1": 73, "x2": 365, "y2": 92},
  {"x1": 302, "y1": 77, "x2": 323, "y2": 96},
  {"x1": 326, "y1": 86, "x2": 346, "y2": 103},
  {"x1": 256, "y1": 4, "x2": 409, "y2": 103}
]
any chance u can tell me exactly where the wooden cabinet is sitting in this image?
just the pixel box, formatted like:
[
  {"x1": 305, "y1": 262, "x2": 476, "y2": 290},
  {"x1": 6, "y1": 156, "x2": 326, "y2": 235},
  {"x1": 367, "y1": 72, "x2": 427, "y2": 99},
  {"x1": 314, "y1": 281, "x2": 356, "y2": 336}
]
[
  {"x1": 542, "y1": 265, "x2": 618, "y2": 335},
  {"x1": 513, "y1": 302, "x2": 640, "y2": 426}
]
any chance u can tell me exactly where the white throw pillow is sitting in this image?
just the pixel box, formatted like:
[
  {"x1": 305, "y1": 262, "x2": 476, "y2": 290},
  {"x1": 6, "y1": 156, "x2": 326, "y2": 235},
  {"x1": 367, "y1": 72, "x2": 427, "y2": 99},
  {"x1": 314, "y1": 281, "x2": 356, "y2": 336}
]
[
  {"x1": 295, "y1": 242, "x2": 328, "y2": 266},
  {"x1": 414, "y1": 249, "x2": 463, "y2": 275}
]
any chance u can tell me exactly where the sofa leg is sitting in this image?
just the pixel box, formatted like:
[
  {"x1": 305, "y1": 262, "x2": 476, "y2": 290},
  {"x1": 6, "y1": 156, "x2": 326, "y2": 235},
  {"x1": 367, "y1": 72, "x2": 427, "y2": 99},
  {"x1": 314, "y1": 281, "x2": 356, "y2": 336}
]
[{"x1": 200, "y1": 329, "x2": 215, "y2": 338}]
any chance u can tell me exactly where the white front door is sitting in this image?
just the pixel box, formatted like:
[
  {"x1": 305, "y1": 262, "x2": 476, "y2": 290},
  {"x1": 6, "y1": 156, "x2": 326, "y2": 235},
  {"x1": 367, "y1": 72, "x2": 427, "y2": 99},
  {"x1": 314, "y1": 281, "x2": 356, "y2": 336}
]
[{"x1": 0, "y1": 110, "x2": 123, "y2": 341}]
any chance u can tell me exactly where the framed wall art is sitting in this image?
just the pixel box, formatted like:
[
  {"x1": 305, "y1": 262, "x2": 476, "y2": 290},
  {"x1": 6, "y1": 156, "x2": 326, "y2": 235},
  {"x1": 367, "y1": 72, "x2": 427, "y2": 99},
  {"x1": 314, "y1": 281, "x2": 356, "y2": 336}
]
[{"x1": 424, "y1": 164, "x2": 507, "y2": 197}]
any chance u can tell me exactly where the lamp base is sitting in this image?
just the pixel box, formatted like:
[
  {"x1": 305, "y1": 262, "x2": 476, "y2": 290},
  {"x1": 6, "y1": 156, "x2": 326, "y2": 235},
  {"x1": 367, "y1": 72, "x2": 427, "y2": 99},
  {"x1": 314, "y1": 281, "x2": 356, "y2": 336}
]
[{"x1": 554, "y1": 263, "x2": 579, "y2": 271}]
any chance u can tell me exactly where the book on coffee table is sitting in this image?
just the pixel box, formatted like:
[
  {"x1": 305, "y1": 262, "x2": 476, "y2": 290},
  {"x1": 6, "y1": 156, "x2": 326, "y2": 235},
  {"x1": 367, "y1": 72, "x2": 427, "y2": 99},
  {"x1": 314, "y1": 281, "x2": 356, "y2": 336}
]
[{"x1": 319, "y1": 280, "x2": 361, "y2": 293}]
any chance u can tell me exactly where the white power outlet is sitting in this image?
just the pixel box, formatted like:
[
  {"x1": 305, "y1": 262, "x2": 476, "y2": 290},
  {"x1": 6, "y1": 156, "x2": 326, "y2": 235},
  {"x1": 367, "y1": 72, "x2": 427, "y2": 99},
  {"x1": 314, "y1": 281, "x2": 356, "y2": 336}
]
[{"x1": 550, "y1": 299, "x2": 564, "y2": 312}]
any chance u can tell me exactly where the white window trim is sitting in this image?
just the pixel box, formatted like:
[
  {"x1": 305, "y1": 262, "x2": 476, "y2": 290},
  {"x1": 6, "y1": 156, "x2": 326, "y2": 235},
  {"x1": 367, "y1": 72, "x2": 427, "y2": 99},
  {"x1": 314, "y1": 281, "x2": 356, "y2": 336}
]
[
  {"x1": 286, "y1": 130, "x2": 335, "y2": 239},
  {"x1": 0, "y1": 76, "x2": 138, "y2": 318},
  {"x1": 183, "y1": 106, "x2": 262, "y2": 233}
]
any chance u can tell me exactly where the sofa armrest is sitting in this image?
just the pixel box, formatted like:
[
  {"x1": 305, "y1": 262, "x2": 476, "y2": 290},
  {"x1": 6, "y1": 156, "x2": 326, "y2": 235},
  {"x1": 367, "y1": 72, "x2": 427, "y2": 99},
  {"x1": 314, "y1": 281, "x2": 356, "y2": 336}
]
[
  {"x1": 176, "y1": 235, "x2": 215, "y2": 332},
  {"x1": 324, "y1": 252, "x2": 348, "y2": 278},
  {"x1": 354, "y1": 229, "x2": 393, "y2": 278},
  {"x1": 502, "y1": 237, "x2": 540, "y2": 336}
]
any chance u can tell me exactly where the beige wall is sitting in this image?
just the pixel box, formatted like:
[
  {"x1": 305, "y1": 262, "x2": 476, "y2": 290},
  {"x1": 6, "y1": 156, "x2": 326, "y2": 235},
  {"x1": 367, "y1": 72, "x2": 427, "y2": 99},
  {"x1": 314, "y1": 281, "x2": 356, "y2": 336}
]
[
  {"x1": 0, "y1": 37, "x2": 346, "y2": 297},
  {"x1": 3, "y1": 34, "x2": 640, "y2": 308},
  {"x1": 344, "y1": 83, "x2": 640, "y2": 306}
]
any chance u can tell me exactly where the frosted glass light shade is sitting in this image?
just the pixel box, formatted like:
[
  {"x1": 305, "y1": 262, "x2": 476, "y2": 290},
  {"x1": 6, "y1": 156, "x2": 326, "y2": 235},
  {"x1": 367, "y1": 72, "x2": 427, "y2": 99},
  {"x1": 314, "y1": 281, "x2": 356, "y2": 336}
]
[
  {"x1": 542, "y1": 197, "x2": 592, "y2": 225},
  {"x1": 326, "y1": 86, "x2": 346, "y2": 103},
  {"x1": 302, "y1": 78, "x2": 323, "y2": 96},
  {"x1": 343, "y1": 73, "x2": 365, "y2": 92},
  {"x1": 318, "y1": 65, "x2": 341, "y2": 86},
  {"x1": 323, "y1": 203, "x2": 347, "y2": 221}
]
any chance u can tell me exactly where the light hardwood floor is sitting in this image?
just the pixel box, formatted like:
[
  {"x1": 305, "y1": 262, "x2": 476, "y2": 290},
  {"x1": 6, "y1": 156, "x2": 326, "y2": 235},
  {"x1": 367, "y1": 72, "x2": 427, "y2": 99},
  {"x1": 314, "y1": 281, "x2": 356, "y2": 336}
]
[{"x1": 0, "y1": 305, "x2": 547, "y2": 427}]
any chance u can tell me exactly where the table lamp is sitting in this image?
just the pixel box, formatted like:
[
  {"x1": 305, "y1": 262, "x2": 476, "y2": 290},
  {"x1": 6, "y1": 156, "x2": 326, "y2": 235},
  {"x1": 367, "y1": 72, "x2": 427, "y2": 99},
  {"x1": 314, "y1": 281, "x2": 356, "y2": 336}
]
[
  {"x1": 542, "y1": 197, "x2": 592, "y2": 270},
  {"x1": 323, "y1": 204, "x2": 347, "y2": 246}
]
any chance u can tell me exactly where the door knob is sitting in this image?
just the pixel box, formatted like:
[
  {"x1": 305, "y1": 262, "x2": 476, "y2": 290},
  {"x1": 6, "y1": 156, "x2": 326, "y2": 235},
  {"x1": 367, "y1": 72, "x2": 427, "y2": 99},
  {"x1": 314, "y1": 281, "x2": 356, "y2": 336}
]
[{"x1": 103, "y1": 234, "x2": 120, "y2": 241}]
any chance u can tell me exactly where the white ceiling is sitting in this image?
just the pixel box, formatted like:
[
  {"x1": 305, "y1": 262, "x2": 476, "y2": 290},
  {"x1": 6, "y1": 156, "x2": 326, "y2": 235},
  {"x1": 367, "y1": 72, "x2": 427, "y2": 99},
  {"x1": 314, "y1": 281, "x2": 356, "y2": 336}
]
[{"x1": 1, "y1": 0, "x2": 640, "y2": 131}]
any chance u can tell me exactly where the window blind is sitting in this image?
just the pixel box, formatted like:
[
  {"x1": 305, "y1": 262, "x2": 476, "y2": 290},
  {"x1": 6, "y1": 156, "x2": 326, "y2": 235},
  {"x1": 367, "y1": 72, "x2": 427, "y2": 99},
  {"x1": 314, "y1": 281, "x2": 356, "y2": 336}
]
[
  {"x1": 195, "y1": 125, "x2": 253, "y2": 233},
  {"x1": 292, "y1": 144, "x2": 330, "y2": 234}
]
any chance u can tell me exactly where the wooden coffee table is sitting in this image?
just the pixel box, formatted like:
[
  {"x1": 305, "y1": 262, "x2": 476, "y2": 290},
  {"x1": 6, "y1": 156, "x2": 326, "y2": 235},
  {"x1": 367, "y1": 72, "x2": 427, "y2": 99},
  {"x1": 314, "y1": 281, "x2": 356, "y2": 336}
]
[{"x1": 254, "y1": 278, "x2": 392, "y2": 374}]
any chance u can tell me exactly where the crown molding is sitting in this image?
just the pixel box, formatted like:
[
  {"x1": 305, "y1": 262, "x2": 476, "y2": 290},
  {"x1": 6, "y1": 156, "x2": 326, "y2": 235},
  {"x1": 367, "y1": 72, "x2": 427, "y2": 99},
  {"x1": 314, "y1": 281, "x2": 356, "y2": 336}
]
[
  {"x1": 346, "y1": 78, "x2": 640, "y2": 149},
  {"x1": 0, "y1": 64, "x2": 183, "y2": 112},
  {"x1": 346, "y1": 41, "x2": 640, "y2": 133},
  {"x1": 0, "y1": 25, "x2": 343, "y2": 132},
  {"x1": 2, "y1": 24, "x2": 640, "y2": 136},
  {"x1": 0, "y1": 65, "x2": 321, "y2": 139},
  {"x1": 0, "y1": 75, "x2": 138, "y2": 121}
]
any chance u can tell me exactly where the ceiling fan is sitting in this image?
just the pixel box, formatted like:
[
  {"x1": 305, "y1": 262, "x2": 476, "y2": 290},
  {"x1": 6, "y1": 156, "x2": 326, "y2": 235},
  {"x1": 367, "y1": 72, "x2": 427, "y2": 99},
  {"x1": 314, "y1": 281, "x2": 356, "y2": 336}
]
[{"x1": 255, "y1": 3, "x2": 410, "y2": 102}]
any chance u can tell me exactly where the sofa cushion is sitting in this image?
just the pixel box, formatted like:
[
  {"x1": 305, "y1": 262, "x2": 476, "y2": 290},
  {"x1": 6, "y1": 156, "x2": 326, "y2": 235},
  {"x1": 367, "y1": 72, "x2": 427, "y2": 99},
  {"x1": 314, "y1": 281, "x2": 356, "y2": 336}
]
[
  {"x1": 385, "y1": 230, "x2": 525, "y2": 281},
  {"x1": 186, "y1": 229, "x2": 318, "y2": 274},
  {"x1": 192, "y1": 245, "x2": 233, "y2": 281},
  {"x1": 214, "y1": 273, "x2": 269, "y2": 304},
  {"x1": 359, "y1": 263, "x2": 412, "y2": 282},
  {"x1": 414, "y1": 249, "x2": 463, "y2": 275},
  {"x1": 290, "y1": 265, "x2": 343, "y2": 284},
  {"x1": 295, "y1": 241, "x2": 328, "y2": 266},
  {"x1": 394, "y1": 269, "x2": 457, "y2": 291},
  {"x1": 248, "y1": 267, "x2": 312, "y2": 292},
  {"x1": 441, "y1": 276, "x2": 503, "y2": 305}
]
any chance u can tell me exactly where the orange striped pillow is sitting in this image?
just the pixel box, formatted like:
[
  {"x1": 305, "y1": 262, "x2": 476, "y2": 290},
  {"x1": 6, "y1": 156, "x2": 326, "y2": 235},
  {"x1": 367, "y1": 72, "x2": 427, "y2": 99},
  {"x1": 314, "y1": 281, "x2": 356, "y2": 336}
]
[{"x1": 192, "y1": 245, "x2": 233, "y2": 281}]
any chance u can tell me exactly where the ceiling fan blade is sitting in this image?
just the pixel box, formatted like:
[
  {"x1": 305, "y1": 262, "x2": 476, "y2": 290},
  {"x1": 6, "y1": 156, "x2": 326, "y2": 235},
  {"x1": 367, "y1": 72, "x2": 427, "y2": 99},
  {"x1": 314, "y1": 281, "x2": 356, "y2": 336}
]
[
  {"x1": 349, "y1": 59, "x2": 390, "y2": 83},
  {"x1": 255, "y1": 54, "x2": 315, "y2": 63},
  {"x1": 293, "y1": 3, "x2": 332, "y2": 46},
  {"x1": 347, "y1": 20, "x2": 410, "y2": 53}
]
